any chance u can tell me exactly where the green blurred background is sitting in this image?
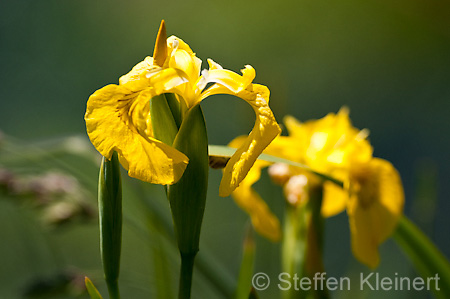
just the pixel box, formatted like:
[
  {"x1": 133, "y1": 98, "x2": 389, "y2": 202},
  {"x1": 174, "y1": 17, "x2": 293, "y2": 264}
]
[{"x1": 1, "y1": 0, "x2": 449, "y2": 298}]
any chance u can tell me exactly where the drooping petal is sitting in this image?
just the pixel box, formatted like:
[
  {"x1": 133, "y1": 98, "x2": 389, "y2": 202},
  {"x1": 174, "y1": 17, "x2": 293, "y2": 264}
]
[
  {"x1": 347, "y1": 158, "x2": 404, "y2": 268},
  {"x1": 321, "y1": 172, "x2": 349, "y2": 217},
  {"x1": 205, "y1": 83, "x2": 280, "y2": 196},
  {"x1": 85, "y1": 84, "x2": 189, "y2": 185},
  {"x1": 231, "y1": 160, "x2": 281, "y2": 242}
]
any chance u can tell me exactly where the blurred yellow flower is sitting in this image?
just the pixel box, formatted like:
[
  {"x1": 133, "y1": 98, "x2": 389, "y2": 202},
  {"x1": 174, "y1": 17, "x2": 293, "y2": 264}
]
[
  {"x1": 230, "y1": 108, "x2": 404, "y2": 267},
  {"x1": 85, "y1": 21, "x2": 280, "y2": 191}
]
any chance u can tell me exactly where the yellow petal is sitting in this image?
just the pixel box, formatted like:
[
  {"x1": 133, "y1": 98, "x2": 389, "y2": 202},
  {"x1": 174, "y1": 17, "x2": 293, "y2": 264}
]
[
  {"x1": 167, "y1": 35, "x2": 196, "y2": 56},
  {"x1": 321, "y1": 173, "x2": 349, "y2": 217},
  {"x1": 283, "y1": 110, "x2": 372, "y2": 173},
  {"x1": 145, "y1": 67, "x2": 190, "y2": 96},
  {"x1": 119, "y1": 57, "x2": 155, "y2": 89},
  {"x1": 207, "y1": 58, "x2": 223, "y2": 70},
  {"x1": 202, "y1": 64, "x2": 255, "y2": 94},
  {"x1": 85, "y1": 84, "x2": 189, "y2": 185},
  {"x1": 168, "y1": 44, "x2": 202, "y2": 83},
  {"x1": 208, "y1": 84, "x2": 280, "y2": 196},
  {"x1": 347, "y1": 158, "x2": 404, "y2": 268},
  {"x1": 231, "y1": 160, "x2": 281, "y2": 242}
]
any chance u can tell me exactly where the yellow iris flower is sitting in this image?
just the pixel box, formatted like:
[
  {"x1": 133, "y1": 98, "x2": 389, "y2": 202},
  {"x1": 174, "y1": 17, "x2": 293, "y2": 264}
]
[
  {"x1": 85, "y1": 21, "x2": 280, "y2": 194},
  {"x1": 230, "y1": 108, "x2": 404, "y2": 268}
]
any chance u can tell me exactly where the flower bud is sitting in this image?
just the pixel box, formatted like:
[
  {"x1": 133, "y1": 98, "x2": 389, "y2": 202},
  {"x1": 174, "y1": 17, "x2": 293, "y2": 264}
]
[
  {"x1": 283, "y1": 174, "x2": 308, "y2": 206},
  {"x1": 268, "y1": 163, "x2": 291, "y2": 185}
]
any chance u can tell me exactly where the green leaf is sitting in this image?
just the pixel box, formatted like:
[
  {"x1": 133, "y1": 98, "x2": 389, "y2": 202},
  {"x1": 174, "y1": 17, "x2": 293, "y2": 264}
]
[
  {"x1": 393, "y1": 215, "x2": 450, "y2": 299},
  {"x1": 85, "y1": 277, "x2": 104, "y2": 299},
  {"x1": 98, "y1": 152, "x2": 122, "y2": 299},
  {"x1": 150, "y1": 94, "x2": 179, "y2": 146},
  {"x1": 235, "y1": 226, "x2": 256, "y2": 299},
  {"x1": 208, "y1": 145, "x2": 344, "y2": 187}
]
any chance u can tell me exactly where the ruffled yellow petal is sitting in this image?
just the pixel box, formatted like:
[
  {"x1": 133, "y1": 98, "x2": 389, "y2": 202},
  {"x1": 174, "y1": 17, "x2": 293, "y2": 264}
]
[
  {"x1": 206, "y1": 84, "x2": 280, "y2": 196},
  {"x1": 207, "y1": 58, "x2": 223, "y2": 70},
  {"x1": 168, "y1": 45, "x2": 202, "y2": 83},
  {"x1": 347, "y1": 158, "x2": 404, "y2": 268},
  {"x1": 283, "y1": 111, "x2": 372, "y2": 173},
  {"x1": 204, "y1": 65, "x2": 255, "y2": 94},
  {"x1": 231, "y1": 160, "x2": 281, "y2": 242},
  {"x1": 119, "y1": 57, "x2": 156, "y2": 89},
  {"x1": 85, "y1": 84, "x2": 189, "y2": 185},
  {"x1": 166, "y1": 36, "x2": 202, "y2": 91},
  {"x1": 167, "y1": 35, "x2": 196, "y2": 56},
  {"x1": 145, "y1": 67, "x2": 190, "y2": 96}
]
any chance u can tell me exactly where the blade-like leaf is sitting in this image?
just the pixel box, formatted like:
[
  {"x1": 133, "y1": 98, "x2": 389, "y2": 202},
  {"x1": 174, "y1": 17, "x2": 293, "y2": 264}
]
[
  {"x1": 85, "y1": 277, "x2": 103, "y2": 299},
  {"x1": 394, "y1": 215, "x2": 450, "y2": 299},
  {"x1": 208, "y1": 145, "x2": 344, "y2": 187}
]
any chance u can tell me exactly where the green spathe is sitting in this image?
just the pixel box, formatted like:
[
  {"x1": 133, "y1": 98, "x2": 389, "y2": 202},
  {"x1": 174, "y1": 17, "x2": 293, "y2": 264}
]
[{"x1": 168, "y1": 104, "x2": 209, "y2": 299}]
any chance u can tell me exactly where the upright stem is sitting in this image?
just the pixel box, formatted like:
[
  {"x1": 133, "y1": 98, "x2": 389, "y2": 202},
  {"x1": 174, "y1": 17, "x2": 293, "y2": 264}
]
[
  {"x1": 305, "y1": 185, "x2": 328, "y2": 299},
  {"x1": 281, "y1": 183, "x2": 328, "y2": 299},
  {"x1": 179, "y1": 252, "x2": 197, "y2": 299},
  {"x1": 282, "y1": 203, "x2": 307, "y2": 299}
]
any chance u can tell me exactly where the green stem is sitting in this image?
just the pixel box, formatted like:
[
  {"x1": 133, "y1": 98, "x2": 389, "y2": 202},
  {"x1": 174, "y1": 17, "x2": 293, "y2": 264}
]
[
  {"x1": 393, "y1": 215, "x2": 450, "y2": 298},
  {"x1": 304, "y1": 185, "x2": 328, "y2": 299},
  {"x1": 281, "y1": 204, "x2": 307, "y2": 299},
  {"x1": 179, "y1": 252, "x2": 196, "y2": 299},
  {"x1": 128, "y1": 180, "x2": 235, "y2": 297},
  {"x1": 235, "y1": 226, "x2": 256, "y2": 299}
]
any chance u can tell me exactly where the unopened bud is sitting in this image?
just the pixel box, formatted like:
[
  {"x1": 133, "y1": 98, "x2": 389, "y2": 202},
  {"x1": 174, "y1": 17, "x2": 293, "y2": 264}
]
[
  {"x1": 268, "y1": 163, "x2": 291, "y2": 185},
  {"x1": 284, "y1": 174, "x2": 308, "y2": 205}
]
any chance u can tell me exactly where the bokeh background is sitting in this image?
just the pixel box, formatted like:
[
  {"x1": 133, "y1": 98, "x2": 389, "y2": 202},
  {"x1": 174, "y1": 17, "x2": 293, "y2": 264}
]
[{"x1": 1, "y1": 0, "x2": 449, "y2": 298}]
